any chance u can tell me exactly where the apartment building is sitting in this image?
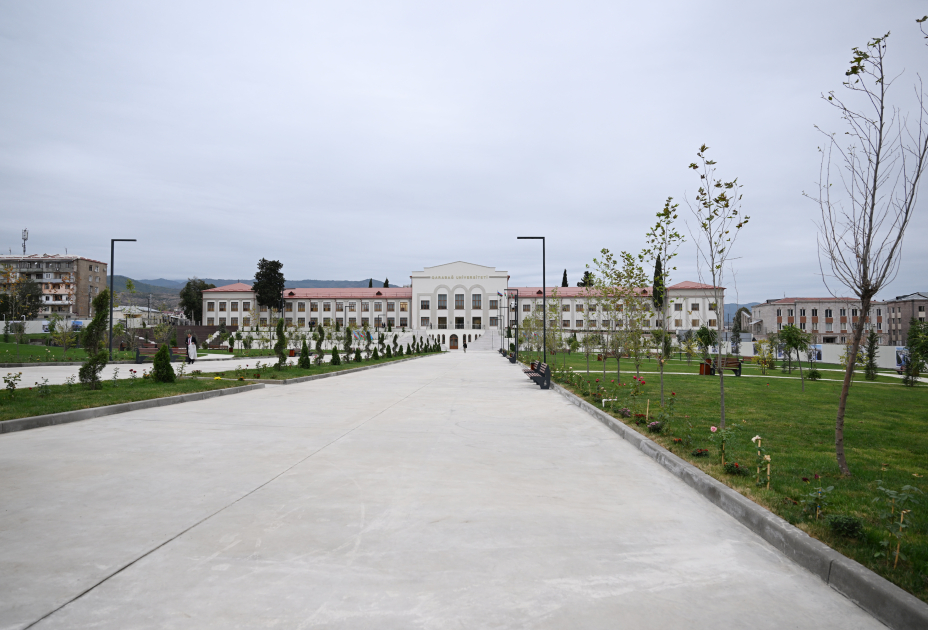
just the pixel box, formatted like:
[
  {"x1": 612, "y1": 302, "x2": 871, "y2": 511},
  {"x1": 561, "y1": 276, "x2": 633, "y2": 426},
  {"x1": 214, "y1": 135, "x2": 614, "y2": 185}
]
[
  {"x1": 0, "y1": 254, "x2": 108, "y2": 319},
  {"x1": 749, "y1": 297, "x2": 886, "y2": 344},
  {"x1": 884, "y1": 292, "x2": 928, "y2": 345}
]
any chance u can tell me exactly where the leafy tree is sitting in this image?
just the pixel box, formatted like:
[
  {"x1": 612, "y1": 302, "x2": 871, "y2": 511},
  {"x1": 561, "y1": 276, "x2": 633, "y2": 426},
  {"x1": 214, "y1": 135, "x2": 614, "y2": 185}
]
[
  {"x1": 686, "y1": 145, "x2": 749, "y2": 429},
  {"x1": 779, "y1": 324, "x2": 812, "y2": 390},
  {"x1": 695, "y1": 325, "x2": 718, "y2": 362},
  {"x1": 48, "y1": 314, "x2": 76, "y2": 359},
  {"x1": 179, "y1": 278, "x2": 216, "y2": 323},
  {"x1": 151, "y1": 345, "x2": 176, "y2": 383},
  {"x1": 274, "y1": 317, "x2": 287, "y2": 368},
  {"x1": 253, "y1": 259, "x2": 285, "y2": 323},
  {"x1": 79, "y1": 289, "x2": 110, "y2": 389},
  {"x1": 864, "y1": 329, "x2": 880, "y2": 381},
  {"x1": 561, "y1": 269, "x2": 568, "y2": 287},
  {"x1": 1, "y1": 276, "x2": 43, "y2": 319},
  {"x1": 903, "y1": 318, "x2": 928, "y2": 386},
  {"x1": 806, "y1": 30, "x2": 928, "y2": 475},
  {"x1": 576, "y1": 271, "x2": 594, "y2": 287}
]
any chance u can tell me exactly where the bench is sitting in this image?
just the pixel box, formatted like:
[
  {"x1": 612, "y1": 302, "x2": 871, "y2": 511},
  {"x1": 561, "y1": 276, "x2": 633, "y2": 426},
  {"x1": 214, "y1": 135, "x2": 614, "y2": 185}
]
[
  {"x1": 706, "y1": 357, "x2": 742, "y2": 376},
  {"x1": 135, "y1": 347, "x2": 188, "y2": 364},
  {"x1": 523, "y1": 361, "x2": 551, "y2": 389}
]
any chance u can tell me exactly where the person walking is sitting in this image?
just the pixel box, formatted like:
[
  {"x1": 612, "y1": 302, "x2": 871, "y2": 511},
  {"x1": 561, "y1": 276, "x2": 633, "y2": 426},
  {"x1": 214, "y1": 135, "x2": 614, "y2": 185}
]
[
  {"x1": 463, "y1": 339, "x2": 467, "y2": 353},
  {"x1": 186, "y1": 332, "x2": 198, "y2": 364}
]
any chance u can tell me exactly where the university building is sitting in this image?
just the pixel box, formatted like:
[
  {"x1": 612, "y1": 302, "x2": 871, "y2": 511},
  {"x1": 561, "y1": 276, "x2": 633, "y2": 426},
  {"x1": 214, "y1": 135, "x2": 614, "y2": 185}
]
[
  {"x1": 202, "y1": 261, "x2": 723, "y2": 348},
  {"x1": 749, "y1": 297, "x2": 887, "y2": 345}
]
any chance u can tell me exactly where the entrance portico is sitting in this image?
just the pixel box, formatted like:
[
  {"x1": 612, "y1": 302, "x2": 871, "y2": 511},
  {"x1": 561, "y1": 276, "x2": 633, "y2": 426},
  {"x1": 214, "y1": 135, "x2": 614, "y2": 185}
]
[{"x1": 410, "y1": 261, "x2": 509, "y2": 334}]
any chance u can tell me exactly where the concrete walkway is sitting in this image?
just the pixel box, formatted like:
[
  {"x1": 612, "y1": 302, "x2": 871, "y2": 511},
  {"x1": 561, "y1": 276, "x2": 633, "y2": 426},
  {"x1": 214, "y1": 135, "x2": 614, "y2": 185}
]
[{"x1": 0, "y1": 352, "x2": 883, "y2": 629}]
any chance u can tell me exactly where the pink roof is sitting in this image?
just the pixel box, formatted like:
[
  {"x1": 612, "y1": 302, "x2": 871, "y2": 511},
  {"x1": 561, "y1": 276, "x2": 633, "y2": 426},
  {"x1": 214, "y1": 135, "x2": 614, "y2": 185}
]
[
  {"x1": 510, "y1": 286, "x2": 653, "y2": 297},
  {"x1": 204, "y1": 282, "x2": 254, "y2": 293},
  {"x1": 766, "y1": 297, "x2": 861, "y2": 303},
  {"x1": 667, "y1": 281, "x2": 723, "y2": 290},
  {"x1": 282, "y1": 288, "x2": 412, "y2": 299}
]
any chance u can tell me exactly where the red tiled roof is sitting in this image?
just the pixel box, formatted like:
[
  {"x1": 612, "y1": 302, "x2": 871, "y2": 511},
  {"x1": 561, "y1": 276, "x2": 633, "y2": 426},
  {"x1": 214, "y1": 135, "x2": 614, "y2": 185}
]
[
  {"x1": 766, "y1": 297, "x2": 860, "y2": 304},
  {"x1": 282, "y1": 288, "x2": 412, "y2": 299},
  {"x1": 667, "y1": 281, "x2": 723, "y2": 290},
  {"x1": 204, "y1": 283, "x2": 254, "y2": 293}
]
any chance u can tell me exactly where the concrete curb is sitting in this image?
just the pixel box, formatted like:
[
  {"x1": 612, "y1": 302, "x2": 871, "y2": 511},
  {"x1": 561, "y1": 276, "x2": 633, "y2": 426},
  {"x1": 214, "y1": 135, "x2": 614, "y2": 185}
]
[
  {"x1": 550, "y1": 381, "x2": 928, "y2": 630},
  {"x1": 0, "y1": 384, "x2": 266, "y2": 434}
]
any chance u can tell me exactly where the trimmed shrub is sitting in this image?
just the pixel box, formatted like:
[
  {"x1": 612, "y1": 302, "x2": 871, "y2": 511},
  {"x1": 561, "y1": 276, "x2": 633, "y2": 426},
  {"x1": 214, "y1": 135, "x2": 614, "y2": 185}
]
[
  {"x1": 274, "y1": 318, "x2": 287, "y2": 367},
  {"x1": 826, "y1": 515, "x2": 864, "y2": 538},
  {"x1": 385, "y1": 346, "x2": 393, "y2": 358},
  {"x1": 373, "y1": 347, "x2": 380, "y2": 360},
  {"x1": 299, "y1": 339, "x2": 311, "y2": 369},
  {"x1": 151, "y1": 344, "x2": 176, "y2": 383},
  {"x1": 331, "y1": 347, "x2": 341, "y2": 365},
  {"x1": 807, "y1": 368, "x2": 821, "y2": 381},
  {"x1": 354, "y1": 349, "x2": 361, "y2": 362},
  {"x1": 78, "y1": 351, "x2": 108, "y2": 390}
]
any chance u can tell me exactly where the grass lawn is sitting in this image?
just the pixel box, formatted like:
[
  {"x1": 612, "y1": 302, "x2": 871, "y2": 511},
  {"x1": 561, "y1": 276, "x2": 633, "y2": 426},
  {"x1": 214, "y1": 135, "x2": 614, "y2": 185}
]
[
  {"x1": 188, "y1": 351, "x2": 434, "y2": 380},
  {"x1": 0, "y1": 342, "x2": 136, "y2": 363},
  {"x1": 0, "y1": 378, "x2": 253, "y2": 423},
  {"x1": 520, "y1": 350, "x2": 928, "y2": 603}
]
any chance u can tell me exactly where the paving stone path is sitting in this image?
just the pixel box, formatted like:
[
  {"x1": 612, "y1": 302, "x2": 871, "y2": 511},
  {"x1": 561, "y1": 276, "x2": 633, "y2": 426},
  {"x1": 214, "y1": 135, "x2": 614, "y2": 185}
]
[{"x1": 0, "y1": 352, "x2": 884, "y2": 629}]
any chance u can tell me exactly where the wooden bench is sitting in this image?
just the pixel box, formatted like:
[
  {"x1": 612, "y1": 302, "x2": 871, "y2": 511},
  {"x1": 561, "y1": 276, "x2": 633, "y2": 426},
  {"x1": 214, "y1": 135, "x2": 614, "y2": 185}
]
[
  {"x1": 523, "y1": 361, "x2": 551, "y2": 389},
  {"x1": 707, "y1": 357, "x2": 742, "y2": 376},
  {"x1": 135, "y1": 347, "x2": 189, "y2": 364}
]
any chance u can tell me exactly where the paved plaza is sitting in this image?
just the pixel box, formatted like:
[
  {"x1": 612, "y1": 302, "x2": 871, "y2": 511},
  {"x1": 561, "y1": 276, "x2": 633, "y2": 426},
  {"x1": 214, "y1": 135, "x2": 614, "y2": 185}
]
[{"x1": 0, "y1": 351, "x2": 884, "y2": 629}]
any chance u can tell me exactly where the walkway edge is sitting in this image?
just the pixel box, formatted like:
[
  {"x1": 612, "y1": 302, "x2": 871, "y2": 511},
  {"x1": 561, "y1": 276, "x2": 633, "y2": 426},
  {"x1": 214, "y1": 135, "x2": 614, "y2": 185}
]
[
  {"x1": 0, "y1": 384, "x2": 266, "y2": 434},
  {"x1": 275, "y1": 354, "x2": 438, "y2": 385},
  {"x1": 551, "y1": 381, "x2": 928, "y2": 630}
]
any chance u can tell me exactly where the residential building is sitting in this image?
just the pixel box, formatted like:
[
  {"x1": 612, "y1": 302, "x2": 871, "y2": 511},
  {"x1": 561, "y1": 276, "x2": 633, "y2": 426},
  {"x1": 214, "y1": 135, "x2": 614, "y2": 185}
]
[
  {"x1": 884, "y1": 292, "x2": 928, "y2": 345},
  {"x1": 0, "y1": 254, "x2": 107, "y2": 320},
  {"x1": 749, "y1": 297, "x2": 886, "y2": 344}
]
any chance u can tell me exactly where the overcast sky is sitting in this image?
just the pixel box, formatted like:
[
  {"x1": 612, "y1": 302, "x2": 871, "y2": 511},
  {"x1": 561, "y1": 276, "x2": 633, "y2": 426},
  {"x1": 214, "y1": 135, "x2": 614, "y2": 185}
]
[{"x1": 2, "y1": 1, "x2": 926, "y2": 302}]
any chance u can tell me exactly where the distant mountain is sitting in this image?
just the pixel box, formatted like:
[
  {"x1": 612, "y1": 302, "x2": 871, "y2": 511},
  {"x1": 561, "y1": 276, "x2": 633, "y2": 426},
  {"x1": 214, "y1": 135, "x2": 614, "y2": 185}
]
[
  {"x1": 724, "y1": 302, "x2": 759, "y2": 323},
  {"x1": 138, "y1": 278, "x2": 398, "y2": 289},
  {"x1": 111, "y1": 276, "x2": 180, "y2": 295}
]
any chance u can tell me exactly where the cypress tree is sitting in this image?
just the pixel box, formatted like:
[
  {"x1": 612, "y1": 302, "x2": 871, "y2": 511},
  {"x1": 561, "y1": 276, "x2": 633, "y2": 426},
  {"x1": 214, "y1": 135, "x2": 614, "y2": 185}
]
[
  {"x1": 373, "y1": 347, "x2": 380, "y2": 360},
  {"x1": 299, "y1": 338, "x2": 311, "y2": 369},
  {"x1": 561, "y1": 269, "x2": 568, "y2": 287},
  {"x1": 78, "y1": 289, "x2": 111, "y2": 389},
  {"x1": 386, "y1": 345, "x2": 393, "y2": 358},
  {"x1": 383, "y1": 278, "x2": 389, "y2": 288},
  {"x1": 368, "y1": 278, "x2": 373, "y2": 288},
  {"x1": 151, "y1": 344, "x2": 176, "y2": 383},
  {"x1": 331, "y1": 347, "x2": 341, "y2": 365},
  {"x1": 274, "y1": 318, "x2": 287, "y2": 368},
  {"x1": 354, "y1": 348, "x2": 361, "y2": 362}
]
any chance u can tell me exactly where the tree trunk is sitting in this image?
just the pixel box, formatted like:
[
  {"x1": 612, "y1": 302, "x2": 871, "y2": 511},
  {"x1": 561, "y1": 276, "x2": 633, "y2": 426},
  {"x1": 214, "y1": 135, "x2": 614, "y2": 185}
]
[
  {"x1": 834, "y1": 296, "x2": 870, "y2": 476},
  {"x1": 717, "y1": 289, "x2": 726, "y2": 430},
  {"x1": 798, "y1": 348, "x2": 804, "y2": 392}
]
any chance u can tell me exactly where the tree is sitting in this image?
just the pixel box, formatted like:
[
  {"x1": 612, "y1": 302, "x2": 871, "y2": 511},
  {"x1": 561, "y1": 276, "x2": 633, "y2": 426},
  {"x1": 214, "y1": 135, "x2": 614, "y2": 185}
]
[
  {"x1": 561, "y1": 269, "x2": 568, "y2": 287},
  {"x1": 299, "y1": 338, "x2": 311, "y2": 369},
  {"x1": 383, "y1": 278, "x2": 389, "y2": 288},
  {"x1": 643, "y1": 197, "x2": 685, "y2": 405},
  {"x1": 274, "y1": 317, "x2": 287, "y2": 368},
  {"x1": 864, "y1": 329, "x2": 880, "y2": 381},
  {"x1": 903, "y1": 318, "x2": 928, "y2": 386},
  {"x1": 576, "y1": 271, "x2": 594, "y2": 287},
  {"x1": 368, "y1": 278, "x2": 373, "y2": 288},
  {"x1": 695, "y1": 325, "x2": 718, "y2": 362},
  {"x1": 732, "y1": 306, "x2": 751, "y2": 356},
  {"x1": 14, "y1": 277, "x2": 42, "y2": 319},
  {"x1": 179, "y1": 278, "x2": 216, "y2": 323},
  {"x1": 779, "y1": 324, "x2": 812, "y2": 391},
  {"x1": 253, "y1": 259, "x2": 285, "y2": 324},
  {"x1": 592, "y1": 249, "x2": 647, "y2": 380},
  {"x1": 805, "y1": 30, "x2": 928, "y2": 475},
  {"x1": 331, "y1": 347, "x2": 341, "y2": 365},
  {"x1": 48, "y1": 314, "x2": 76, "y2": 359},
  {"x1": 79, "y1": 289, "x2": 110, "y2": 389},
  {"x1": 687, "y1": 145, "x2": 750, "y2": 429},
  {"x1": 151, "y1": 345, "x2": 176, "y2": 383}
]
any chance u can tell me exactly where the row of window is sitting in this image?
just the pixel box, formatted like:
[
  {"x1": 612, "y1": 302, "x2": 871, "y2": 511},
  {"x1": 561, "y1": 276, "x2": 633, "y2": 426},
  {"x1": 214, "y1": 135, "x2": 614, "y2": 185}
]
[
  {"x1": 515, "y1": 302, "x2": 715, "y2": 312},
  {"x1": 430, "y1": 295, "x2": 498, "y2": 310},
  {"x1": 204, "y1": 316, "x2": 415, "y2": 328},
  {"x1": 776, "y1": 322, "x2": 881, "y2": 332},
  {"x1": 890, "y1": 306, "x2": 926, "y2": 313},
  {"x1": 206, "y1": 300, "x2": 412, "y2": 313}
]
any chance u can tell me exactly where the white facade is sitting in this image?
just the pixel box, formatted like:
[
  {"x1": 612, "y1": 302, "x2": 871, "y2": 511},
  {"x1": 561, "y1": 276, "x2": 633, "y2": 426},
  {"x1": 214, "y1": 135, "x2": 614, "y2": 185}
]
[{"x1": 410, "y1": 262, "x2": 509, "y2": 331}]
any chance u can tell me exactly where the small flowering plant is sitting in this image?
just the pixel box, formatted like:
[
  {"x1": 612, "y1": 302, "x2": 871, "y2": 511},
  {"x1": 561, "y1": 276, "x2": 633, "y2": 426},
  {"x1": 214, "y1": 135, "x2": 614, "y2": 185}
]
[
  {"x1": 647, "y1": 421, "x2": 663, "y2": 434},
  {"x1": 709, "y1": 424, "x2": 738, "y2": 466},
  {"x1": 128, "y1": 369, "x2": 138, "y2": 383}
]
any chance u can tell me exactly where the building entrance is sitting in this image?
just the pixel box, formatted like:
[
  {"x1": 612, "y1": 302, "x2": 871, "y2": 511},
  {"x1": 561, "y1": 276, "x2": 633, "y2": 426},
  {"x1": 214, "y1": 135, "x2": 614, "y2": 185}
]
[{"x1": 449, "y1": 334, "x2": 459, "y2": 349}]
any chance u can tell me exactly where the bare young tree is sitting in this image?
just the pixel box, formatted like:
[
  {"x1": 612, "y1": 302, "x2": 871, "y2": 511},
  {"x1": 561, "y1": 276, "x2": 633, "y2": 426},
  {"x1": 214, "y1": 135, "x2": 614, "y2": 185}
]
[
  {"x1": 686, "y1": 145, "x2": 750, "y2": 430},
  {"x1": 806, "y1": 29, "x2": 928, "y2": 476}
]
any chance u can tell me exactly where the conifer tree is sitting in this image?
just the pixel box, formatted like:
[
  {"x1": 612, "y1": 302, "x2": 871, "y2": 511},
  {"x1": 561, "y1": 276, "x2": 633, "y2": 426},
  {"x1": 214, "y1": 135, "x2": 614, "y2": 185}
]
[
  {"x1": 274, "y1": 318, "x2": 287, "y2": 368},
  {"x1": 373, "y1": 347, "x2": 380, "y2": 360},
  {"x1": 386, "y1": 345, "x2": 393, "y2": 358},
  {"x1": 78, "y1": 289, "x2": 111, "y2": 389},
  {"x1": 151, "y1": 344, "x2": 176, "y2": 383},
  {"x1": 299, "y1": 338, "x2": 311, "y2": 369},
  {"x1": 331, "y1": 347, "x2": 341, "y2": 365},
  {"x1": 354, "y1": 348, "x2": 361, "y2": 362}
]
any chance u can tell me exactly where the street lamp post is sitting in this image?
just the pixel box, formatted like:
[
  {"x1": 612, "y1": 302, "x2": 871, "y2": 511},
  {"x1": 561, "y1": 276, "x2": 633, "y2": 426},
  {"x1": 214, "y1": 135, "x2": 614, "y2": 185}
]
[
  {"x1": 109, "y1": 239, "x2": 137, "y2": 360},
  {"x1": 517, "y1": 237, "x2": 545, "y2": 363},
  {"x1": 506, "y1": 288, "x2": 520, "y2": 361}
]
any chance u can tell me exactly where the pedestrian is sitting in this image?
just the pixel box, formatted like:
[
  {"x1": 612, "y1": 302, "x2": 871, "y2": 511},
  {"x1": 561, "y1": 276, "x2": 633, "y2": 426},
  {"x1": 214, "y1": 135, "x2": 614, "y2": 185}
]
[
  {"x1": 187, "y1": 333, "x2": 198, "y2": 364},
  {"x1": 463, "y1": 339, "x2": 467, "y2": 353}
]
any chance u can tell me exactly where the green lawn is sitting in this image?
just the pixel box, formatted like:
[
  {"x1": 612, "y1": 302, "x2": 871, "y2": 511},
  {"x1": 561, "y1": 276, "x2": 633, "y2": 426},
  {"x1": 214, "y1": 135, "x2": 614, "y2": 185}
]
[
  {"x1": 0, "y1": 378, "x2": 253, "y2": 423},
  {"x1": 0, "y1": 342, "x2": 137, "y2": 363},
  {"x1": 520, "y1": 350, "x2": 928, "y2": 603}
]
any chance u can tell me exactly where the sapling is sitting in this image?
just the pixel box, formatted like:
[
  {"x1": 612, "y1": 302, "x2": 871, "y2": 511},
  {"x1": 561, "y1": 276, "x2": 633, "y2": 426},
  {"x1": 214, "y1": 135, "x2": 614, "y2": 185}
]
[{"x1": 872, "y1": 482, "x2": 923, "y2": 568}]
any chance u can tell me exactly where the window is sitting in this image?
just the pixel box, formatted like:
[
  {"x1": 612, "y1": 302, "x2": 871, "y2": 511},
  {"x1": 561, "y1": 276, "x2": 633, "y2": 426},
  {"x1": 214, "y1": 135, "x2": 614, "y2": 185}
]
[
  {"x1": 362, "y1": 302, "x2": 369, "y2": 312},
  {"x1": 709, "y1": 303, "x2": 718, "y2": 311},
  {"x1": 323, "y1": 317, "x2": 331, "y2": 325},
  {"x1": 374, "y1": 302, "x2": 382, "y2": 312},
  {"x1": 691, "y1": 303, "x2": 700, "y2": 311},
  {"x1": 400, "y1": 302, "x2": 408, "y2": 312},
  {"x1": 825, "y1": 309, "x2": 833, "y2": 318},
  {"x1": 348, "y1": 302, "x2": 357, "y2": 312},
  {"x1": 421, "y1": 317, "x2": 430, "y2": 327},
  {"x1": 361, "y1": 317, "x2": 369, "y2": 326},
  {"x1": 489, "y1": 299, "x2": 498, "y2": 310},
  {"x1": 455, "y1": 294, "x2": 465, "y2": 309},
  {"x1": 851, "y1": 308, "x2": 858, "y2": 316},
  {"x1": 489, "y1": 316, "x2": 499, "y2": 327},
  {"x1": 877, "y1": 322, "x2": 882, "y2": 330},
  {"x1": 438, "y1": 316, "x2": 447, "y2": 328},
  {"x1": 231, "y1": 302, "x2": 239, "y2": 312},
  {"x1": 349, "y1": 317, "x2": 356, "y2": 325},
  {"x1": 297, "y1": 302, "x2": 305, "y2": 312},
  {"x1": 575, "y1": 304, "x2": 584, "y2": 312},
  {"x1": 800, "y1": 322, "x2": 806, "y2": 330},
  {"x1": 708, "y1": 319, "x2": 717, "y2": 327},
  {"x1": 207, "y1": 302, "x2": 215, "y2": 311},
  {"x1": 336, "y1": 302, "x2": 343, "y2": 311},
  {"x1": 437, "y1": 294, "x2": 447, "y2": 310},
  {"x1": 920, "y1": 306, "x2": 925, "y2": 312},
  {"x1": 576, "y1": 319, "x2": 584, "y2": 328},
  {"x1": 421, "y1": 299, "x2": 430, "y2": 310},
  {"x1": 323, "y1": 302, "x2": 331, "y2": 312},
  {"x1": 826, "y1": 323, "x2": 833, "y2": 332},
  {"x1": 811, "y1": 308, "x2": 818, "y2": 316},
  {"x1": 562, "y1": 319, "x2": 570, "y2": 327},
  {"x1": 231, "y1": 317, "x2": 239, "y2": 326},
  {"x1": 674, "y1": 303, "x2": 683, "y2": 311},
  {"x1": 799, "y1": 309, "x2": 805, "y2": 316},
  {"x1": 692, "y1": 319, "x2": 699, "y2": 327},
  {"x1": 472, "y1": 294, "x2": 481, "y2": 309},
  {"x1": 243, "y1": 317, "x2": 251, "y2": 326},
  {"x1": 399, "y1": 317, "x2": 407, "y2": 327},
  {"x1": 285, "y1": 302, "x2": 293, "y2": 312},
  {"x1": 674, "y1": 319, "x2": 683, "y2": 327},
  {"x1": 562, "y1": 304, "x2": 570, "y2": 312},
  {"x1": 207, "y1": 317, "x2": 214, "y2": 325},
  {"x1": 219, "y1": 302, "x2": 226, "y2": 312},
  {"x1": 472, "y1": 317, "x2": 481, "y2": 329},
  {"x1": 387, "y1": 302, "x2": 395, "y2": 311},
  {"x1": 297, "y1": 317, "x2": 305, "y2": 326},
  {"x1": 787, "y1": 309, "x2": 793, "y2": 317},
  {"x1": 840, "y1": 308, "x2": 846, "y2": 316},
  {"x1": 589, "y1": 304, "x2": 597, "y2": 311},
  {"x1": 776, "y1": 309, "x2": 782, "y2": 317},
  {"x1": 523, "y1": 304, "x2": 531, "y2": 312}
]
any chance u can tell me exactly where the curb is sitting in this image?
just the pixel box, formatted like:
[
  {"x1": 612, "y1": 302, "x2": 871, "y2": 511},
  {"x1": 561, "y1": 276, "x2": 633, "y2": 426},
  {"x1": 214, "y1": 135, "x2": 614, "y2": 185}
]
[
  {"x1": 0, "y1": 360, "x2": 138, "y2": 368},
  {"x1": 550, "y1": 381, "x2": 928, "y2": 630},
  {"x1": 0, "y1": 384, "x2": 265, "y2": 434},
  {"x1": 243, "y1": 354, "x2": 440, "y2": 385}
]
